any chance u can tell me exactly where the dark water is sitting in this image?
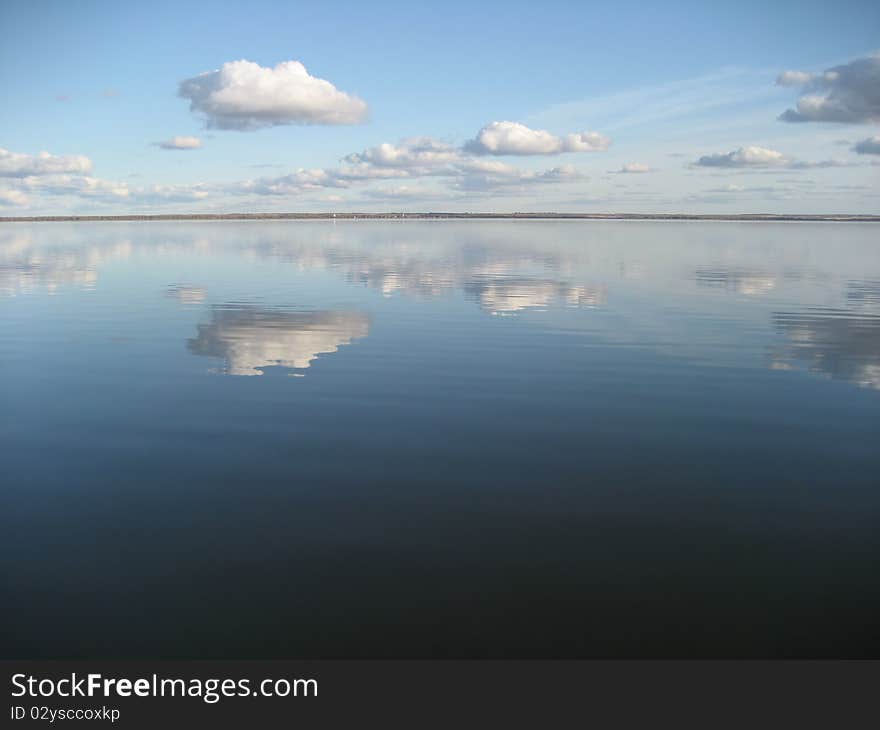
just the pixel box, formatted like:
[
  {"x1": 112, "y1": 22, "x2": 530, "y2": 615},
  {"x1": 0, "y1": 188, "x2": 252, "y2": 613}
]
[{"x1": 2, "y1": 220, "x2": 879, "y2": 658}]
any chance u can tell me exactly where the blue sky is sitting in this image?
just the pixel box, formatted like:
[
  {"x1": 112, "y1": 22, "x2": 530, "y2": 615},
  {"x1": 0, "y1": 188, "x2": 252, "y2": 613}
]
[{"x1": 1, "y1": 0, "x2": 878, "y2": 213}]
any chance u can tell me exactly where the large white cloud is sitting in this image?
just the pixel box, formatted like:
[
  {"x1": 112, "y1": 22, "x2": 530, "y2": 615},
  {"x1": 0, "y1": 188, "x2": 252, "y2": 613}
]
[
  {"x1": 777, "y1": 52, "x2": 880, "y2": 123},
  {"x1": 0, "y1": 148, "x2": 93, "y2": 177},
  {"x1": 853, "y1": 136, "x2": 880, "y2": 154},
  {"x1": 179, "y1": 59, "x2": 369, "y2": 130},
  {"x1": 464, "y1": 121, "x2": 610, "y2": 156}
]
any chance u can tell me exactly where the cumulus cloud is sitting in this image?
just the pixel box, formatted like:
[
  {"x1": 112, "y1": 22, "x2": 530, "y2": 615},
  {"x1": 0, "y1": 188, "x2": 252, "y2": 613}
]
[
  {"x1": 17, "y1": 174, "x2": 131, "y2": 200},
  {"x1": 615, "y1": 162, "x2": 651, "y2": 173},
  {"x1": 853, "y1": 136, "x2": 880, "y2": 154},
  {"x1": 0, "y1": 148, "x2": 93, "y2": 177},
  {"x1": 562, "y1": 131, "x2": 611, "y2": 153},
  {"x1": 693, "y1": 146, "x2": 852, "y2": 170},
  {"x1": 464, "y1": 121, "x2": 610, "y2": 156},
  {"x1": 776, "y1": 70, "x2": 814, "y2": 87},
  {"x1": 777, "y1": 52, "x2": 880, "y2": 123},
  {"x1": 695, "y1": 146, "x2": 789, "y2": 168},
  {"x1": 178, "y1": 59, "x2": 369, "y2": 130},
  {"x1": 345, "y1": 137, "x2": 461, "y2": 169},
  {"x1": 156, "y1": 136, "x2": 203, "y2": 150}
]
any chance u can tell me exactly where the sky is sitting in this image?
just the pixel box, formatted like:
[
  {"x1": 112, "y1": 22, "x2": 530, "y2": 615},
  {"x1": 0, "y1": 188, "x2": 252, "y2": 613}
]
[{"x1": 0, "y1": 0, "x2": 878, "y2": 214}]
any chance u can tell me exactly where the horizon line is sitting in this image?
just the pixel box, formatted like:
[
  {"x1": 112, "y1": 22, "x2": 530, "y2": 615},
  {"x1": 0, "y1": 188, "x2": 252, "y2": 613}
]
[{"x1": 2, "y1": 212, "x2": 879, "y2": 223}]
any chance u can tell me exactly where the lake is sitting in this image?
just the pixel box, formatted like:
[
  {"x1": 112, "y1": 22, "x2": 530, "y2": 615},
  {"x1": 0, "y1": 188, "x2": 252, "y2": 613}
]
[{"x1": 2, "y1": 220, "x2": 879, "y2": 658}]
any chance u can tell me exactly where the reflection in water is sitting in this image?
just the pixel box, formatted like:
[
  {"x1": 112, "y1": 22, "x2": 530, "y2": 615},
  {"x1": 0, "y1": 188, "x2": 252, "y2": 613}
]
[
  {"x1": 166, "y1": 283, "x2": 207, "y2": 304},
  {"x1": 187, "y1": 305, "x2": 370, "y2": 376},
  {"x1": 771, "y1": 308, "x2": 880, "y2": 390},
  {"x1": 846, "y1": 279, "x2": 880, "y2": 308},
  {"x1": 5, "y1": 221, "x2": 880, "y2": 660},
  {"x1": 464, "y1": 278, "x2": 606, "y2": 314},
  {"x1": 0, "y1": 226, "x2": 606, "y2": 317},
  {"x1": 5, "y1": 222, "x2": 880, "y2": 395},
  {"x1": 694, "y1": 267, "x2": 776, "y2": 295},
  {"x1": 0, "y1": 231, "x2": 132, "y2": 296}
]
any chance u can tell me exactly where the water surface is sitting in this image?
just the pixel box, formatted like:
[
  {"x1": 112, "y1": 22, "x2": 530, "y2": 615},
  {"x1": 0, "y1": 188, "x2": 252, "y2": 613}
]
[{"x1": 2, "y1": 220, "x2": 879, "y2": 657}]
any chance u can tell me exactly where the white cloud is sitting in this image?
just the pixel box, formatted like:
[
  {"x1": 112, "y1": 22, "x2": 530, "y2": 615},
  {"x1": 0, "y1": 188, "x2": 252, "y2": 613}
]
[
  {"x1": 464, "y1": 121, "x2": 609, "y2": 155},
  {"x1": 695, "y1": 146, "x2": 789, "y2": 168},
  {"x1": 854, "y1": 136, "x2": 880, "y2": 154},
  {"x1": 616, "y1": 163, "x2": 651, "y2": 174},
  {"x1": 345, "y1": 137, "x2": 461, "y2": 169},
  {"x1": 778, "y1": 52, "x2": 880, "y2": 123},
  {"x1": 18, "y1": 174, "x2": 131, "y2": 199},
  {"x1": 179, "y1": 59, "x2": 368, "y2": 130},
  {"x1": 156, "y1": 136, "x2": 203, "y2": 150},
  {"x1": 776, "y1": 70, "x2": 814, "y2": 87},
  {"x1": 0, "y1": 148, "x2": 93, "y2": 177},
  {"x1": 693, "y1": 146, "x2": 852, "y2": 170},
  {"x1": 561, "y1": 131, "x2": 611, "y2": 153}
]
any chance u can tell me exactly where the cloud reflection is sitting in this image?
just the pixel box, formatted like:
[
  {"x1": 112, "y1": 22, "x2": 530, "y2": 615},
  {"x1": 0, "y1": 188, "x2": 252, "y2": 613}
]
[
  {"x1": 0, "y1": 230, "x2": 131, "y2": 296},
  {"x1": 694, "y1": 267, "x2": 776, "y2": 295},
  {"x1": 187, "y1": 305, "x2": 370, "y2": 376},
  {"x1": 465, "y1": 278, "x2": 606, "y2": 314},
  {"x1": 771, "y1": 308, "x2": 880, "y2": 390},
  {"x1": 166, "y1": 283, "x2": 207, "y2": 304}
]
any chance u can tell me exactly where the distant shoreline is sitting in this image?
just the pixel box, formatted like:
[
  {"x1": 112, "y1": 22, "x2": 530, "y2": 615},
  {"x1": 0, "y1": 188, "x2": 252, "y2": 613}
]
[{"x1": 1, "y1": 212, "x2": 878, "y2": 223}]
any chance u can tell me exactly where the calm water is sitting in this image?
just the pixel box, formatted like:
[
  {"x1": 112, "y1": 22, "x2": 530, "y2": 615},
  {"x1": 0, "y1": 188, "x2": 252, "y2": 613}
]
[{"x1": 2, "y1": 220, "x2": 879, "y2": 658}]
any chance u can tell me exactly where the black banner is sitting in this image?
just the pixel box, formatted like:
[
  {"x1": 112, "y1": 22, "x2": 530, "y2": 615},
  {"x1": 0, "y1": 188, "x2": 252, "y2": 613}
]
[{"x1": 3, "y1": 661, "x2": 878, "y2": 728}]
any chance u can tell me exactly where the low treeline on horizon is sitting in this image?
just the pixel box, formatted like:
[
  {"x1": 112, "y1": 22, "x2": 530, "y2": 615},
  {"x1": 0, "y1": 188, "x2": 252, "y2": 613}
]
[{"x1": 2, "y1": 212, "x2": 879, "y2": 223}]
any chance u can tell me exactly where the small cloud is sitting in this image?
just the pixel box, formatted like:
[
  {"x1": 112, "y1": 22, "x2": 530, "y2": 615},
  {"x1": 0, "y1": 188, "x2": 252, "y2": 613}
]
[
  {"x1": 155, "y1": 136, "x2": 203, "y2": 150},
  {"x1": 853, "y1": 136, "x2": 880, "y2": 155},
  {"x1": 179, "y1": 59, "x2": 369, "y2": 130},
  {"x1": 776, "y1": 70, "x2": 814, "y2": 87},
  {"x1": 55, "y1": 94, "x2": 71, "y2": 102},
  {"x1": 346, "y1": 137, "x2": 461, "y2": 168},
  {"x1": 695, "y1": 146, "x2": 789, "y2": 168},
  {"x1": 615, "y1": 162, "x2": 652, "y2": 174},
  {"x1": 692, "y1": 146, "x2": 851, "y2": 170},
  {"x1": 102, "y1": 89, "x2": 120, "y2": 98},
  {"x1": 777, "y1": 52, "x2": 880, "y2": 123},
  {"x1": 464, "y1": 121, "x2": 610, "y2": 156}
]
